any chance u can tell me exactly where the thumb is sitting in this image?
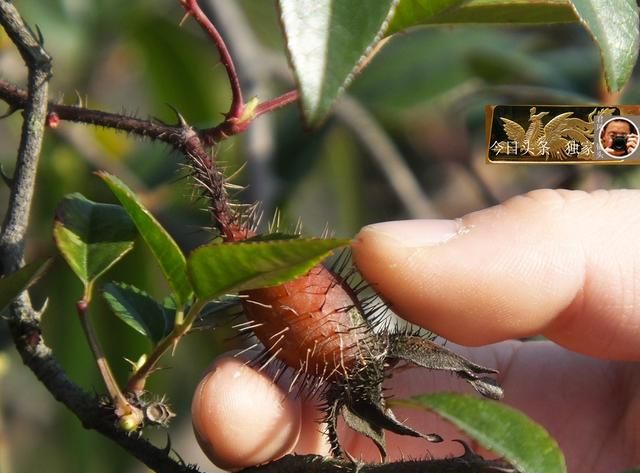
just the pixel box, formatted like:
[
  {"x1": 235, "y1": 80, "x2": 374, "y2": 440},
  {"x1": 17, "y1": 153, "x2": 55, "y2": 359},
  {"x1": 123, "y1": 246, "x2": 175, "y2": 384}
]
[{"x1": 352, "y1": 189, "x2": 640, "y2": 360}]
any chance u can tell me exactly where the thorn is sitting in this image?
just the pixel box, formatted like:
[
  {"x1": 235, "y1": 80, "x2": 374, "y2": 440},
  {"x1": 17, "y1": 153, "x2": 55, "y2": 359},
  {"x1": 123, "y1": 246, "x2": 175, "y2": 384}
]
[
  {"x1": 166, "y1": 104, "x2": 189, "y2": 128},
  {"x1": 0, "y1": 104, "x2": 19, "y2": 119},
  {"x1": 74, "y1": 90, "x2": 83, "y2": 107},
  {"x1": 34, "y1": 297, "x2": 49, "y2": 321},
  {"x1": 34, "y1": 24, "x2": 44, "y2": 46},
  {"x1": 452, "y1": 439, "x2": 481, "y2": 459},
  {"x1": 178, "y1": 11, "x2": 192, "y2": 27},
  {"x1": 226, "y1": 162, "x2": 247, "y2": 182},
  {"x1": 162, "y1": 433, "x2": 172, "y2": 455},
  {"x1": 223, "y1": 182, "x2": 244, "y2": 190},
  {"x1": 0, "y1": 164, "x2": 13, "y2": 187},
  {"x1": 172, "y1": 446, "x2": 187, "y2": 466}
]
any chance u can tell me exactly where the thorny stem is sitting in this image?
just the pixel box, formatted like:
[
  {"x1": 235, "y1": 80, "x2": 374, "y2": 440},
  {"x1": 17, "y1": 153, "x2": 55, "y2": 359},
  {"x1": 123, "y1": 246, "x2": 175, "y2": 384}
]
[
  {"x1": 0, "y1": 79, "x2": 185, "y2": 145},
  {"x1": 179, "y1": 0, "x2": 244, "y2": 119},
  {"x1": 0, "y1": 78, "x2": 300, "y2": 148},
  {"x1": 127, "y1": 299, "x2": 207, "y2": 394}
]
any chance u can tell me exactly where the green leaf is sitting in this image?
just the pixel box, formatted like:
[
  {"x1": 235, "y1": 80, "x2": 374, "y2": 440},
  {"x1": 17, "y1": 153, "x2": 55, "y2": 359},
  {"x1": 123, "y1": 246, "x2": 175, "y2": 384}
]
[
  {"x1": 54, "y1": 193, "x2": 137, "y2": 288},
  {"x1": 387, "y1": 0, "x2": 577, "y2": 33},
  {"x1": 620, "y1": 469, "x2": 640, "y2": 473},
  {"x1": 387, "y1": 0, "x2": 467, "y2": 32},
  {"x1": 278, "y1": 0, "x2": 398, "y2": 126},
  {"x1": 98, "y1": 172, "x2": 192, "y2": 308},
  {"x1": 188, "y1": 238, "x2": 350, "y2": 301},
  {"x1": 567, "y1": 0, "x2": 639, "y2": 91},
  {"x1": 386, "y1": 0, "x2": 639, "y2": 91},
  {"x1": 394, "y1": 393, "x2": 566, "y2": 473},
  {"x1": 0, "y1": 259, "x2": 52, "y2": 312},
  {"x1": 102, "y1": 282, "x2": 174, "y2": 344},
  {"x1": 245, "y1": 232, "x2": 301, "y2": 242}
]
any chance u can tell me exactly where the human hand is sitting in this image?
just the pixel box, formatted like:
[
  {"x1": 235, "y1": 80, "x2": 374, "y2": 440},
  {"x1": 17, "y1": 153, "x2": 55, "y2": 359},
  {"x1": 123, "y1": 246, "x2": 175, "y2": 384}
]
[
  {"x1": 192, "y1": 189, "x2": 640, "y2": 473},
  {"x1": 627, "y1": 133, "x2": 638, "y2": 154},
  {"x1": 605, "y1": 133, "x2": 639, "y2": 156}
]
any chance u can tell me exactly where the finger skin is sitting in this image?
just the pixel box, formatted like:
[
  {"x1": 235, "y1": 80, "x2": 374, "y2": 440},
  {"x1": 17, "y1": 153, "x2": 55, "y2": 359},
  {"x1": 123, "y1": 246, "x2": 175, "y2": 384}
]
[
  {"x1": 194, "y1": 345, "x2": 640, "y2": 473},
  {"x1": 191, "y1": 355, "x2": 302, "y2": 470},
  {"x1": 352, "y1": 189, "x2": 640, "y2": 360},
  {"x1": 336, "y1": 342, "x2": 640, "y2": 473},
  {"x1": 194, "y1": 189, "x2": 640, "y2": 471}
]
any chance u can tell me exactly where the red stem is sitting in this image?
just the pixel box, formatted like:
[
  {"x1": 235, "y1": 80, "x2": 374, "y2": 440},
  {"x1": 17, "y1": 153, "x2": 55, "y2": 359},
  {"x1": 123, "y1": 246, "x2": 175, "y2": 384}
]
[
  {"x1": 201, "y1": 90, "x2": 299, "y2": 145},
  {"x1": 180, "y1": 0, "x2": 244, "y2": 119},
  {"x1": 255, "y1": 90, "x2": 299, "y2": 118}
]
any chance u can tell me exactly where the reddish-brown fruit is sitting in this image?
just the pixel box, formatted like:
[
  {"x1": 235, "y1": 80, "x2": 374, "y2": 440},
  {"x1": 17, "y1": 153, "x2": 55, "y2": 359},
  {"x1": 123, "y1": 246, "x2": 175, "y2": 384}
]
[{"x1": 241, "y1": 264, "x2": 370, "y2": 379}]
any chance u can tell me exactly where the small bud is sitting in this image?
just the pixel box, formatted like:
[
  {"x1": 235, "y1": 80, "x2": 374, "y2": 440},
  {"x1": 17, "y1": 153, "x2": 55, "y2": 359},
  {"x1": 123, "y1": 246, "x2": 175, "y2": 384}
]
[
  {"x1": 133, "y1": 354, "x2": 147, "y2": 372},
  {"x1": 237, "y1": 97, "x2": 259, "y2": 125},
  {"x1": 46, "y1": 112, "x2": 60, "y2": 128},
  {"x1": 119, "y1": 411, "x2": 143, "y2": 432}
]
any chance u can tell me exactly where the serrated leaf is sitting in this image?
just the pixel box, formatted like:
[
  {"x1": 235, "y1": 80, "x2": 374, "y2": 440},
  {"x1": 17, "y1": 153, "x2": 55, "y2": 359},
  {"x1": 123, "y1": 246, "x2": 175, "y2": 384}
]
[
  {"x1": 568, "y1": 0, "x2": 639, "y2": 91},
  {"x1": 245, "y1": 232, "x2": 301, "y2": 242},
  {"x1": 188, "y1": 238, "x2": 350, "y2": 301},
  {"x1": 388, "y1": 0, "x2": 577, "y2": 33},
  {"x1": 0, "y1": 258, "x2": 52, "y2": 313},
  {"x1": 98, "y1": 172, "x2": 192, "y2": 308},
  {"x1": 54, "y1": 193, "x2": 136, "y2": 287},
  {"x1": 278, "y1": 0, "x2": 398, "y2": 126},
  {"x1": 394, "y1": 393, "x2": 566, "y2": 473},
  {"x1": 103, "y1": 282, "x2": 174, "y2": 344}
]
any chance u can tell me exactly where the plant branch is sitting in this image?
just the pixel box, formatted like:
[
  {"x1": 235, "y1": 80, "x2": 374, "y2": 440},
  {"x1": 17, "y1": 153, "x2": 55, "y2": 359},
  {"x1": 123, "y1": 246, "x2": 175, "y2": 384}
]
[
  {"x1": 0, "y1": 1, "x2": 51, "y2": 275},
  {"x1": 0, "y1": 79, "x2": 186, "y2": 145},
  {"x1": 179, "y1": 0, "x2": 244, "y2": 119},
  {"x1": 256, "y1": 90, "x2": 299, "y2": 118},
  {"x1": 0, "y1": 3, "x2": 196, "y2": 471},
  {"x1": 202, "y1": 0, "x2": 280, "y2": 209},
  {"x1": 8, "y1": 304, "x2": 200, "y2": 472},
  {"x1": 76, "y1": 296, "x2": 136, "y2": 420},
  {"x1": 127, "y1": 299, "x2": 207, "y2": 394}
]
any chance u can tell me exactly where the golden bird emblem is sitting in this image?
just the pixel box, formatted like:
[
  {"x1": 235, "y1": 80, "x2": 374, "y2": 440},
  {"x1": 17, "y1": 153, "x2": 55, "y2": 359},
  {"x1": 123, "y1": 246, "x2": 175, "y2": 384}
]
[{"x1": 495, "y1": 107, "x2": 616, "y2": 160}]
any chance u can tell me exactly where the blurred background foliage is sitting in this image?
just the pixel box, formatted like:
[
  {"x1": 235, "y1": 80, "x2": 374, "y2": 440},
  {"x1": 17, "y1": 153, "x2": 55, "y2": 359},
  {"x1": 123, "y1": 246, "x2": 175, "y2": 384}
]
[{"x1": 0, "y1": 1, "x2": 638, "y2": 472}]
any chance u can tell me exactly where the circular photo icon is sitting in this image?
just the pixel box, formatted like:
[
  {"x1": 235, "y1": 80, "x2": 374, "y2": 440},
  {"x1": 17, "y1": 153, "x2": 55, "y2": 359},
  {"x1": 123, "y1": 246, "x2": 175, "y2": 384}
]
[{"x1": 599, "y1": 117, "x2": 639, "y2": 159}]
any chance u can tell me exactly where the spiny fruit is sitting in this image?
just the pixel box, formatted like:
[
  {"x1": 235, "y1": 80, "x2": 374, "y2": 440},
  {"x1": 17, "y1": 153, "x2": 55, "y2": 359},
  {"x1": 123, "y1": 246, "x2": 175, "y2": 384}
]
[
  {"x1": 240, "y1": 264, "x2": 371, "y2": 382},
  {"x1": 234, "y1": 253, "x2": 502, "y2": 459},
  {"x1": 187, "y1": 142, "x2": 504, "y2": 460}
]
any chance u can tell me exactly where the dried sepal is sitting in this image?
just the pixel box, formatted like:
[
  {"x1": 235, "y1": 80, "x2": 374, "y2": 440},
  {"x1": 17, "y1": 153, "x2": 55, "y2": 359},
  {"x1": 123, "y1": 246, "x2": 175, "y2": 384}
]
[{"x1": 386, "y1": 334, "x2": 503, "y2": 400}]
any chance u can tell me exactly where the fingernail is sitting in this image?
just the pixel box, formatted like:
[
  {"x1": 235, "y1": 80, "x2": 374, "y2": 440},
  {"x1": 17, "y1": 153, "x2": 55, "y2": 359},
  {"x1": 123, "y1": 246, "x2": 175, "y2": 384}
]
[{"x1": 359, "y1": 219, "x2": 463, "y2": 247}]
